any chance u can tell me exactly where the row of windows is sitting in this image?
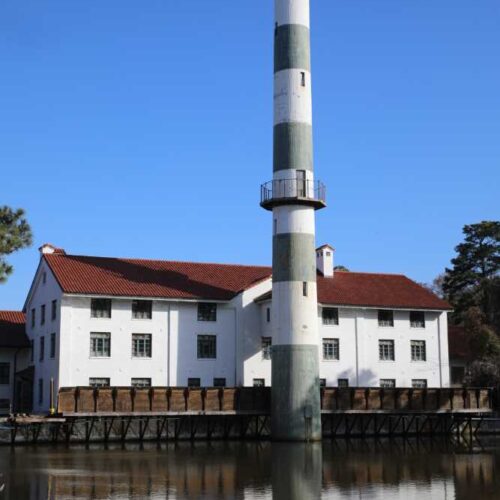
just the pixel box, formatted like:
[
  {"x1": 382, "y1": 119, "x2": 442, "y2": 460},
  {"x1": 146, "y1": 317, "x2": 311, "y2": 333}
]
[
  {"x1": 87, "y1": 377, "x2": 229, "y2": 388},
  {"x1": 259, "y1": 338, "x2": 427, "y2": 362},
  {"x1": 31, "y1": 333, "x2": 56, "y2": 362},
  {"x1": 89, "y1": 333, "x2": 218, "y2": 359},
  {"x1": 321, "y1": 308, "x2": 426, "y2": 328},
  {"x1": 30, "y1": 300, "x2": 57, "y2": 328},
  {"x1": 89, "y1": 299, "x2": 219, "y2": 322},
  {"x1": 86, "y1": 378, "x2": 427, "y2": 389},
  {"x1": 319, "y1": 379, "x2": 428, "y2": 389}
]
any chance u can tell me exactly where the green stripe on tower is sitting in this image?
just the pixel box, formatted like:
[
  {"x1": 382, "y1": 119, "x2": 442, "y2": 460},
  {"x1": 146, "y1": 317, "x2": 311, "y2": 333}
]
[
  {"x1": 273, "y1": 122, "x2": 313, "y2": 172},
  {"x1": 273, "y1": 232, "x2": 317, "y2": 282},
  {"x1": 274, "y1": 24, "x2": 311, "y2": 73}
]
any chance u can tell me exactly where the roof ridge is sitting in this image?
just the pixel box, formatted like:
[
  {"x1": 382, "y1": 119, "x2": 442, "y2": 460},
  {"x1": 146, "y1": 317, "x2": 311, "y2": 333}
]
[
  {"x1": 332, "y1": 270, "x2": 407, "y2": 278},
  {"x1": 45, "y1": 253, "x2": 272, "y2": 270}
]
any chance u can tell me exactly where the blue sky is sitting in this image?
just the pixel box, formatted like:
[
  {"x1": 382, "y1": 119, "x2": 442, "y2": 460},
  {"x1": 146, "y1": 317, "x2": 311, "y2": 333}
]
[{"x1": 1, "y1": 0, "x2": 499, "y2": 310}]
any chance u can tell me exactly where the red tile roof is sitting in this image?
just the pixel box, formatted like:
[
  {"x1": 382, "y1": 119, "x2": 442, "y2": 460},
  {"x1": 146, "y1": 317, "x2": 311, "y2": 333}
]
[
  {"x1": 43, "y1": 252, "x2": 450, "y2": 310},
  {"x1": 448, "y1": 325, "x2": 471, "y2": 361},
  {"x1": 317, "y1": 272, "x2": 451, "y2": 310},
  {"x1": 256, "y1": 272, "x2": 450, "y2": 310},
  {"x1": 44, "y1": 254, "x2": 272, "y2": 301},
  {"x1": 0, "y1": 311, "x2": 30, "y2": 348}
]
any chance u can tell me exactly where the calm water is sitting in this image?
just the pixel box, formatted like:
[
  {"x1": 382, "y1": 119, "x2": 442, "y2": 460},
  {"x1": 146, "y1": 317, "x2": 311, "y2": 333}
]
[{"x1": 0, "y1": 437, "x2": 499, "y2": 499}]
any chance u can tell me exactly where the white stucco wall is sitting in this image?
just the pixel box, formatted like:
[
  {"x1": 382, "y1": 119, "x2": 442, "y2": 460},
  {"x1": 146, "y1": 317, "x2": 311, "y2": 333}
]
[{"x1": 25, "y1": 259, "x2": 63, "y2": 413}]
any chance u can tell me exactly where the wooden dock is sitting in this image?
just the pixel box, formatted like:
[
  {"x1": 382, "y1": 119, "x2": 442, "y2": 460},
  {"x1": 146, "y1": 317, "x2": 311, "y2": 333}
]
[{"x1": 0, "y1": 386, "x2": 494, "y2": 444}]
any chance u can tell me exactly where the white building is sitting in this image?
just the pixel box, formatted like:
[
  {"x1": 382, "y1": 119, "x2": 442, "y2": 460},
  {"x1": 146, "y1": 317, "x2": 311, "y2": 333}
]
[{"x1": 14, "y1": 243, "x2": 451, "y2": 413}]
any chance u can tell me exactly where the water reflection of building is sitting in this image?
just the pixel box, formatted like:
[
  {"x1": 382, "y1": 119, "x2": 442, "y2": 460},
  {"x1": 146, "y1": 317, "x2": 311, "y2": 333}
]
[{"x1": 0, "y1": 440, "x2": 498, "y2": 499}]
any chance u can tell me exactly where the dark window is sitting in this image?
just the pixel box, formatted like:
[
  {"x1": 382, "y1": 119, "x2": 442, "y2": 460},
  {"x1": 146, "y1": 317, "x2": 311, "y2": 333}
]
[
  {"x1": 31, "y1": 309, "x2": 35, "y2": 328},
  {"x1": 188, "y1": 378, "x2": 201, "y2": 388},
  {"x1": 198, "y1": 303, "x2": 217, "y2": 322},
  {"x1": 89, "y1": 378, "x2": 110, "y2": 388},
  {"x1": 380, "y1": 379, "x2": 396, "y2": 388},
  {"x1": 322, "y1": 308, "x2": 339, "y2": 325},
  {"x1": 300, "y1": 71, "x2": 306, "y2": 86},
  {"x1": 131, "y1": 378, "x2": 151, "y2": 388},
  {"x1": 338, "y1": 378, "x2": 349, "y2": 388},
  {"x1": 30, "y1": 339, "x2": 34, "y2": 362},
  {"x1": 378, "y1": 310, "x2": 394, "y2": 327},
  {"x1": 379, "y1": 340, "x2": 395, "y2": 361},
  {"x1": 90, "y1": 332, "x2": 111, "y2": 357},
  {"x1": 132, "y1": 334, "x2": 152, "y2": 358},
  {"x1": 38, "y1": 378, "x2": 43, "y2": 404},
  {"x1": 266, "y1": 307, "x2": 271, "y2": 323},
  {"x1": 51, "y1": 300, "x2": 57, "y2": 321},
  {"x1": 197, "y1": 335, "x2": 216, "y2": 359},
  {"x1": 0, "y1": 363, "x2": 10, "y2": 385},
  {"x1": 213, "y1": 378, "x2": 226, "y2": 387},
  {"x1": 451, "y1": 366, "x2": 465, "y2": 385},
  {"x1": 262, "y1": 337, "x2": 272, "y2": 360},
  {"x1": 319, "y1": 378, "x2": 326, "y2": 387},
  {"x1": 302, "y1": 282, "x2": 308, "y2": 296},
  {"x1": 410, "y1": 311, "x2": 425, "y2": 328},
  {"x1": 412, "y1": 379, "x2": 427, "y2": 388},
  {"x1": 132, "y1": 300, "x2": 152, "y2": 319},
  {"x1": 50, "y1": 333, "x2": 56, "y2": 358},
  {"x1": 39, "y1": 336, "x2": 45, "y2": 361},
  {"x1": 42, "y1": 272, "x2": 47, "y2": 284},
  {"x1": 253, "y1": 379, "x2": 265, "y2": 387},
  {"x1": 91, "y1": 298, "x2": 112, "y2": 319},
  {"x1": 41, "y1": 304, "x2": 45, "y2": 325},
  {"x1": 411, "y1": 340, "x2": 426, "y2": 361},
  {"x1": 322, "y1": 338, "x2": 339, "y2": 360}
]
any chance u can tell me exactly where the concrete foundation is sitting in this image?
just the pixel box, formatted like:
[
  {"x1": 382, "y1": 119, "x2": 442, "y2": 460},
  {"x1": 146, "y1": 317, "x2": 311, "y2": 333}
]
[{"x1": 271, "y1": 344, "x2": 321, "y2": 441}]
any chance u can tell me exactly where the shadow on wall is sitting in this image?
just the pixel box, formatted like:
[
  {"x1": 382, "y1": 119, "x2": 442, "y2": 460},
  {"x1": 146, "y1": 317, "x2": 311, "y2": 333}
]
[{"x1": 334, "y1": 368, "x2": 378, "y2": 387}]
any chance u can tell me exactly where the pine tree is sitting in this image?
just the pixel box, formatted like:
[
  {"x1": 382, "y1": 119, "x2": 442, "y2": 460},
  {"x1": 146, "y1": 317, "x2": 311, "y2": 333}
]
[
  {"x1": 0, "y1": 206, "x2": 33, "y2": 283},
  {"x1": 443, "y1": 221, "x2": 500, "y2": 326}
]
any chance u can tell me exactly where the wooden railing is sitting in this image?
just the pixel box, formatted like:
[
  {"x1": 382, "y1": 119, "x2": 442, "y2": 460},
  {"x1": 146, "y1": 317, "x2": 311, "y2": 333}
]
[{"x1": 57, "y1": 386, "x2": 493, "y2": 415}]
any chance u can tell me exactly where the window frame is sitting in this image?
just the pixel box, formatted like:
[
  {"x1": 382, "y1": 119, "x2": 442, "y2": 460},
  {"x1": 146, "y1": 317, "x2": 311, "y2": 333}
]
[
  {"x1": 378, "y1": 310, "x2": 394, "y2": 327},
  {"x1": 188, "y1": 378, "x2": 201, "y2": 388},
  {"x1": 89, "y1": 377, "x2": 110, "y2": 388},
  {"x1": 90, "y1": 332, "x2": 111, "y2": 358},
  {"x1": 322, "y1": 338, "x2": 340, "y2": 361},
  {"x1": 131, "y1": 378, "x2": 152, "y2": 388},
  {"x1": 378, "y1": 339, "x2": 395, "y2": 361},
  {"x1": 197, "y1": 303, "x2": 217, "y2": 322},
  {"x1": 39, "y1": 336, "x2": 45, "y2": 361},
  {"x1": 132, "y1": 300, "x2": 153, "y2": 320},
  {"x1": 90, "y1": 298, "x2": 112, "y2": 319},
  {"x1": 261, "y1": 337, "x2": 272, "y2": 360},
  {"x1": 410, "y1": 311, "x2": 426, "y2": 328},
  {"x1": 412, "y1": 379, "x2": 427, "y2": 388},
  {"x1": 50, "y1": 332, "x2": 56, "y2": 359},
  {"x1": 213, "y1": 377, "x2": 226, "y2": 387},
  {"x1": 411, "y1": 340, "x2": 427, "y2": 362},
  {"x1": 253, "y1": 378, "x2": 265, "y2": 387},
  {"x1": 132, "y1": 333, "x2": 152, "y2": 358},
  {"x1": 197, "y1": 334, "x2": 217, "y2": 359},
  {"x1": 380, "y1": 379, "x2": 396, "y2": 388},
  {"x1": 38, "y1": 378, "x2": 43, "y2": 405},
  {"x1": 0, "y1": 363, "x2": 10, "y2": 385},
  {"x1": 322, "y1": 307, "x2": 339, "y2": 326}
]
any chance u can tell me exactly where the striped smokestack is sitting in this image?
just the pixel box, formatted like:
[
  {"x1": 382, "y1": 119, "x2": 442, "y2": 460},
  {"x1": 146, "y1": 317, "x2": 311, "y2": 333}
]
[{"x1": 261, "y1": 0, "x2": 326, "y2": 441}]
